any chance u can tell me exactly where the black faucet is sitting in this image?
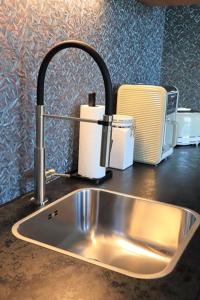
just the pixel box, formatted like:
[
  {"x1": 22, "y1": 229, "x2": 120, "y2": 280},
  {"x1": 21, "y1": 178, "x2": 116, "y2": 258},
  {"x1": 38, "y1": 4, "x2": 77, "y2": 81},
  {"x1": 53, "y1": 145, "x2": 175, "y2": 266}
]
[{"x1": 34, "y1": 40, "x2": 113, "y2": 206}]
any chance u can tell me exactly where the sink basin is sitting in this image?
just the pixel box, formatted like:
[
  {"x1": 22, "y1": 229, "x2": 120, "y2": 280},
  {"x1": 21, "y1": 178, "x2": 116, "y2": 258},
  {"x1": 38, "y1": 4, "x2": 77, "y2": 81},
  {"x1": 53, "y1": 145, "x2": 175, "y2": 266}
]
[{"x1": 12, "y1": 188, "x2": 200, "y2": 279}]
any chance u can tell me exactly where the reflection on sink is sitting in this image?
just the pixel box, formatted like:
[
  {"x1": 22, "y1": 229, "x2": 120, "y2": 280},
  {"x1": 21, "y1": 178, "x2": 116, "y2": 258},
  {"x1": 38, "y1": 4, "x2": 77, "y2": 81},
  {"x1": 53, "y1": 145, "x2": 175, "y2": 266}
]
[{"x1": 12, "y1": 189, "x2": 200, "y2": 279}]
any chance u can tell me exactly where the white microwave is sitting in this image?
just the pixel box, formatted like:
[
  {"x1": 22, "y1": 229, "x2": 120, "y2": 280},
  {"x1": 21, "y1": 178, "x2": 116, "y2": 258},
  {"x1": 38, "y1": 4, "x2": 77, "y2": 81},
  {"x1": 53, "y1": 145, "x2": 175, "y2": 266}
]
[{"x1": 116, "y1": 84, "x2": 179, "y2": 165}]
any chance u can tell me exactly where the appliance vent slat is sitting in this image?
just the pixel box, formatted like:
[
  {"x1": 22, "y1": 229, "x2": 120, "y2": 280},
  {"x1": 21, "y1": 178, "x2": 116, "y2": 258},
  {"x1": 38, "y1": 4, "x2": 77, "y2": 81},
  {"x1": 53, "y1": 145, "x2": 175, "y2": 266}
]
[{"x1": 117, "y1": 85, "x2": 166, "y2": 164}]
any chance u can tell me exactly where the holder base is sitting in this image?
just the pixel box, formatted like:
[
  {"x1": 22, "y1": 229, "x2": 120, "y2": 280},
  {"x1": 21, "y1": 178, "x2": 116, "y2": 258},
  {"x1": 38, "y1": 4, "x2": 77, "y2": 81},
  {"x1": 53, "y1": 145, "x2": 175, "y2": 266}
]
[{"x1": 70, "y1": 170, "x2": 112, "y2": 185}]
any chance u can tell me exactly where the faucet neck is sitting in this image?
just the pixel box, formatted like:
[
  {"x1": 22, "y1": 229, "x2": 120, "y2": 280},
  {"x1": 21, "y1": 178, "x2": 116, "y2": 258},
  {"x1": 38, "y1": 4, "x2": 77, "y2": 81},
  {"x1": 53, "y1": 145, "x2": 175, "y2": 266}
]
[
  {"x1": 34, "y1": 40, "x2": 114, "y2": 206},
  {"x1": 37, "y1": 40, "x2": 113, "y2": 115}
]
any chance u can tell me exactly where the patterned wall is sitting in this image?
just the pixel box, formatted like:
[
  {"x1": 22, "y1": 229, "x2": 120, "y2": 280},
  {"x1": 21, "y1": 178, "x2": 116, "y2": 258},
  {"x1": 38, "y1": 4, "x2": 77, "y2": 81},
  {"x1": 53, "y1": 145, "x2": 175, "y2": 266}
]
[
  {"x1": 0, "y1": 0, "x2": 166, "y2": 204},
  {"x1": 161, "y1": 5, "x2": 200, "y2": 109}
]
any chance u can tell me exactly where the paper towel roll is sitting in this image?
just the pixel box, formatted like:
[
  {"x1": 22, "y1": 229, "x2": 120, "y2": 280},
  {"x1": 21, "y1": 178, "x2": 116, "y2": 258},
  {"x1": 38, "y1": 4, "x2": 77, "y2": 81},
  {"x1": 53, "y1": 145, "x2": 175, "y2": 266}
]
[{"x1": 78, "y1": 105, "x2": 106, "y2": 179}]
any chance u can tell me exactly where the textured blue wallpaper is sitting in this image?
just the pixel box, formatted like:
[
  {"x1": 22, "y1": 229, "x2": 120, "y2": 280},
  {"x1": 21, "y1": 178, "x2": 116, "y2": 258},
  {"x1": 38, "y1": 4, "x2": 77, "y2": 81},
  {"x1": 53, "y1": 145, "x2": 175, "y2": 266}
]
[
  {"x1": 161, "y1": 5, "x2": 200, "y2": 109},
  {"x1": 0, "y1": 0, "x2": 166, "y2": 204}
]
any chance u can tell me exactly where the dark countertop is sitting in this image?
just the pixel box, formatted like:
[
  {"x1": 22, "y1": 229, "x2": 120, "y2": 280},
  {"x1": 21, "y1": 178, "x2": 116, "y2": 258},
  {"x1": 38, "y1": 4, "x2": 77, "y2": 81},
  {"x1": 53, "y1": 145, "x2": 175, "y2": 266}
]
[{"x1": 1, "y1": 146, "x2": 200, "y2": 300}]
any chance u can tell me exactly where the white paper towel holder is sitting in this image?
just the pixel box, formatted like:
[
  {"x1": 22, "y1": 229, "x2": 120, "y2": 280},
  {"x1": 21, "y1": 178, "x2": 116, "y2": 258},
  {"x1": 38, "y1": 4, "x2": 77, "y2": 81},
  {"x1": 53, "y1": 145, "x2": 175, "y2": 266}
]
[{"x1": 76, "y1": 93, "x2": 113, "y2": 184}]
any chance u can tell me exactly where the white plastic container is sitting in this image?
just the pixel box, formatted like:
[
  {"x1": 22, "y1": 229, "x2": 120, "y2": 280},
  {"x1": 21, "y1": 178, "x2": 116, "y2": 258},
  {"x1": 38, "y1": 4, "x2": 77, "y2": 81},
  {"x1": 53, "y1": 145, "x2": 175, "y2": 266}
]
[{"x1": 109, "y1": 115, "x2": 135, "y2": 170}]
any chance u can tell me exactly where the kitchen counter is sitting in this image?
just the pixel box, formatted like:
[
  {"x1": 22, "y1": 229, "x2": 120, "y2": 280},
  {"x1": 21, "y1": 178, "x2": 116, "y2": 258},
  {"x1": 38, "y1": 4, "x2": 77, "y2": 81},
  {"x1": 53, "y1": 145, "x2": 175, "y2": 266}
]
[{"x1": 1, "y1": 146, "x2": 200, "y2": 300}]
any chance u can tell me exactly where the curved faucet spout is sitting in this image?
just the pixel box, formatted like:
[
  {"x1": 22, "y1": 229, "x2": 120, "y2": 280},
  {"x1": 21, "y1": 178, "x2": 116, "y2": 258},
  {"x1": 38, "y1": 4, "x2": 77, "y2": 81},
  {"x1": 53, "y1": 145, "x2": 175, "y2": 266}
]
[
  {"x1": 37, "y1": 40, "x2": 113, "y2": 115},
  {"x1": 34, "y1": 40, "x2": 114, "y2": 206}
]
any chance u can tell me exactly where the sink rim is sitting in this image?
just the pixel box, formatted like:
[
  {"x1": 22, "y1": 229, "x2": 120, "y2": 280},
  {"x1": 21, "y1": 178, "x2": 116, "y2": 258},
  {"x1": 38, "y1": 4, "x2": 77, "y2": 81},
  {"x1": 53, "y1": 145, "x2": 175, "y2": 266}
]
[{"x1": 12, "y1": 188, "x2": 200, "y2": 279}]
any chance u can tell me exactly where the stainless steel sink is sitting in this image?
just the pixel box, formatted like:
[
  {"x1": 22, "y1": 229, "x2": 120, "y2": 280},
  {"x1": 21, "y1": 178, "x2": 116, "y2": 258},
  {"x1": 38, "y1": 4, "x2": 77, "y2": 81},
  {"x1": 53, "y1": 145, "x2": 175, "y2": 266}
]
[{"x1": 12, "y1": 188, "x2": 200, "y2": 279}]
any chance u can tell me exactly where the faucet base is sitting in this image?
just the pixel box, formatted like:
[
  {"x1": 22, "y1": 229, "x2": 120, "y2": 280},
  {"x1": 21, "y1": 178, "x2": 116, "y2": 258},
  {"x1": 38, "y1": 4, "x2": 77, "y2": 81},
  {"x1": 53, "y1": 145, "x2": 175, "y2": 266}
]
[{"x1": 30, "y1": 196, "x2": 48, "y2": 207}]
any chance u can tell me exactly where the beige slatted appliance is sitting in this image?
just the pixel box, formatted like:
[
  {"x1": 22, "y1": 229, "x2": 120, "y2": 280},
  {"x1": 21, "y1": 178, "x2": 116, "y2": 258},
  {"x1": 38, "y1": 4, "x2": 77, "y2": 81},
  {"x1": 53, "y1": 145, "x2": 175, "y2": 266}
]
[{"x1": 117, "y1": 85, "x2": 178, "y2": 165}]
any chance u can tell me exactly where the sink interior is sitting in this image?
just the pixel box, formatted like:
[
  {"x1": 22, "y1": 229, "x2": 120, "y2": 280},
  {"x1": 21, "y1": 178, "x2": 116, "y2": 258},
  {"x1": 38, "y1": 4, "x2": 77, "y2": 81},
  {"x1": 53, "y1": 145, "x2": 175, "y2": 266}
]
[{"x1": 12, "y1": 189, "x2": 200, "y2": 279}]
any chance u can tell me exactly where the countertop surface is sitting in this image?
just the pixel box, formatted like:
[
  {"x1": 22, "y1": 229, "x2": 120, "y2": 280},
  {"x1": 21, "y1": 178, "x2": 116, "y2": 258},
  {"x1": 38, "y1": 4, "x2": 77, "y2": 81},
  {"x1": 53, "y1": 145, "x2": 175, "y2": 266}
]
[{"x1": 1, "y1": 146, "x2": 200, "y2": 300}]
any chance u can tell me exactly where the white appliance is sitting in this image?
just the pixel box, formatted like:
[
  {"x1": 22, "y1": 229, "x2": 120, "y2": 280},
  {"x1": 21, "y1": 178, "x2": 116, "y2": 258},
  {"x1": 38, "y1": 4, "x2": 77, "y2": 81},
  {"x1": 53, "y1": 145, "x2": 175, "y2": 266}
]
[
  {"x1": 176, "y1": 108, "x2": 200, "y2": 146},
  {"x1": 116, "y1": 84, "x2": 179, "y2": 165}
]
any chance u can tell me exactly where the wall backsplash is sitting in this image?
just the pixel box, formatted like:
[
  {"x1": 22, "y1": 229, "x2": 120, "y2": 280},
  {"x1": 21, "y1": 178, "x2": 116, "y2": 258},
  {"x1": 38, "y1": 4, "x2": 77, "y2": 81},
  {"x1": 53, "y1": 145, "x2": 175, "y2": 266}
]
[
  {"x1": 0, "y1": 0, "x2": 166, "y2": 204},
  {"x1": 161, "y1": 5, "x2": 200, "y2": 109}
]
